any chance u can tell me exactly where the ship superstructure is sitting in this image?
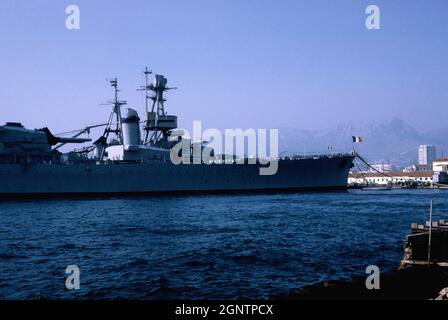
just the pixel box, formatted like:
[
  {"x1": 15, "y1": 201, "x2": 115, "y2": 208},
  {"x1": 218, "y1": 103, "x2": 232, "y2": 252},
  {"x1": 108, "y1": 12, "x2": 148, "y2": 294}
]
[{"x1": 88, "y1": 70, "x2": 181, "y2": 163}]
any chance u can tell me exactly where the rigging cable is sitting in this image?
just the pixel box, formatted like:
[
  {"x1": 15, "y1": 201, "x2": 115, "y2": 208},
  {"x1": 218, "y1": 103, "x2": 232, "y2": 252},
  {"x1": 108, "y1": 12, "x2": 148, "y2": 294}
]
[{"x1": 354, "y1": 151, "x2": 395, "y2": 179}]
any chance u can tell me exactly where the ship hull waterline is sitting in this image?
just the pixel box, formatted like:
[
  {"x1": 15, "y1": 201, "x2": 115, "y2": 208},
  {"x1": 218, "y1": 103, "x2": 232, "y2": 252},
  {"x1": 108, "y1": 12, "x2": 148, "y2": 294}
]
[{"x1": 0, "y1": 155, "x2": 355, "y2": 199}]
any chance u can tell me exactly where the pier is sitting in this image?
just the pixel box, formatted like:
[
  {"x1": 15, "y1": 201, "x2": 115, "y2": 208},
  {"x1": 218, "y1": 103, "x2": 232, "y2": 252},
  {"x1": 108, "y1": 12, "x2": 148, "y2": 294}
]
[{"x1": 276, "y1": 201, "x2": 448, "y2": 300}]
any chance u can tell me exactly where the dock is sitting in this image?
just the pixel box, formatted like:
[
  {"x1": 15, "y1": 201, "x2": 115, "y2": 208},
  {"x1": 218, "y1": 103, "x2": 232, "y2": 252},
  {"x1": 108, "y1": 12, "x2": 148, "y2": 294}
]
[{"x1": 275, "y1": 201, "x2": 448, "y2": 300}]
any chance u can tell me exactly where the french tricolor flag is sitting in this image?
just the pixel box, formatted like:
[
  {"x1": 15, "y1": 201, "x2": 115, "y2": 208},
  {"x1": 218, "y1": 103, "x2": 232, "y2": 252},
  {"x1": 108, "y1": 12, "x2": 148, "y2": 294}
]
[{"x1": 352, "y1": 136, "x2": 363, "y2": 143}]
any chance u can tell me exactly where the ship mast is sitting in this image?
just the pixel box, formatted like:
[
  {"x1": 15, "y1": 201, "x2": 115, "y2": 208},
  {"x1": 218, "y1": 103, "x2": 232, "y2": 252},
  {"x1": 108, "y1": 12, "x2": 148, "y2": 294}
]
[
  {"x1": 102, "y1": 78, "x2": 126, "y2": 145},
  {"x1": 138, "y1": 68, "x2": 177, "y2": 145},
  {"x1": 137, "y1": 66, "x2": 153, "y2": 113},
  {"x1": 150, "y1": 74, "x2": 174, "y2": 116}
]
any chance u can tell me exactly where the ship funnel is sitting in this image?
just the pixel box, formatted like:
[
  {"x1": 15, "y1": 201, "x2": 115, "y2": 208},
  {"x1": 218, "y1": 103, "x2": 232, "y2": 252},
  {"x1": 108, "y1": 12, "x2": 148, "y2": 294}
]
[{"x1": 122, "y1": 108, "x2": 141, "y2": 146}]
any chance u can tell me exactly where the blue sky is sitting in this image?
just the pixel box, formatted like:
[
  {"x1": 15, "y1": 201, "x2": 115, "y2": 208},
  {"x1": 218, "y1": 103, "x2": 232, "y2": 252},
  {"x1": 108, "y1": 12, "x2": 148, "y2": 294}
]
[{"x1": 1, "y1": 0, "x2": 447, "y2": 134}]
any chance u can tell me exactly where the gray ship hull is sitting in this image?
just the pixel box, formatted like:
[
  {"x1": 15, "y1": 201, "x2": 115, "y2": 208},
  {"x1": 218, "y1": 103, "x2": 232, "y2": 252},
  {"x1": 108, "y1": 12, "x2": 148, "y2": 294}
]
[{"x1": 0, "y1": 154, "x2": 354, "y2": 198}]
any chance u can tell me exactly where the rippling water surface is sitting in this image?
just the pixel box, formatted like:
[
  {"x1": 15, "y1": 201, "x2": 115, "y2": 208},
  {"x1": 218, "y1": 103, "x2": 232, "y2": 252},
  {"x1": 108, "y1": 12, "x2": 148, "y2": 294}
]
[{"x1": 0, "y1": 189, "x2": 447, "y2": 299}]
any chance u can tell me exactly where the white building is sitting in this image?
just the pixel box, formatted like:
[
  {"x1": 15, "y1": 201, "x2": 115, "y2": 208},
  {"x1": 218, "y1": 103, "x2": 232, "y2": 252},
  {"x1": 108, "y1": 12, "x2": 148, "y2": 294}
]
[
  {"x1": 418, "y1": 145, "x2": 436, "y2": 168},
  {"x1": 433, "y1": 158, "x2": 448, "y2": 184},
  {"x1": 433, "y1": 158, "x2": 448, "y2": 172},
  {"x1": 349, "y1": 171, "x2": 433, "y2": 186}
]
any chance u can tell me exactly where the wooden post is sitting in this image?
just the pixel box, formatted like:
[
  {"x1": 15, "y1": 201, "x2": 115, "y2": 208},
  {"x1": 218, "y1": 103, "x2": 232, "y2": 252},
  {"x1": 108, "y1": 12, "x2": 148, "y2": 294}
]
[{"x1": 428, "y1": 199, "x2": 433, "y2": 264}]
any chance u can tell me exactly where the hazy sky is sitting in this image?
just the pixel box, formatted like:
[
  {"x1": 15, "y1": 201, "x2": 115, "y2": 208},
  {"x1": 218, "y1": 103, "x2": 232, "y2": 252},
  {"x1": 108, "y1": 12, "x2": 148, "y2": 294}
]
[{"x1": 1, "y1": 0, "x2": 447, "y2": 134}]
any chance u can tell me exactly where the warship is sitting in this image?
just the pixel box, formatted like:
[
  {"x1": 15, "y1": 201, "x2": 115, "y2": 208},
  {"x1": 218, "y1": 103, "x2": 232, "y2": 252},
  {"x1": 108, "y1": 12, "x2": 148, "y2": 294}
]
[{"x1": 0, "y1": 68, "x2": 355, "y2": 197}]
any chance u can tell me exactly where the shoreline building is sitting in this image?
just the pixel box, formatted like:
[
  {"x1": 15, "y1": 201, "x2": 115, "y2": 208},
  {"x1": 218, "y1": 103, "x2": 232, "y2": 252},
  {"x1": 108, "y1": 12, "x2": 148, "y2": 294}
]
[
  {"x1": 349, "y1": 146, "x2": 448, "y2": 186},
  {"x1": 418, "y1": 145, "x2": 436, "y2": 170},
  {"x1": 348, "y1": 171, "x2": 433, "y2": 186},
  {"x1": 433, "y1": 158, "x2": 448, "y2": 184}
]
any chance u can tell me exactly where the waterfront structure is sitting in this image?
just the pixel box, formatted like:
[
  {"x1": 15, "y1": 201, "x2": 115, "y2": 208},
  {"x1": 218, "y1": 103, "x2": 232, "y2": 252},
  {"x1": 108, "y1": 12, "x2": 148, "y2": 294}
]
[
  {"x1": 432, "y1": 158, "x2": 448, "y2": 184},
  {"x1": 433, "y1": 158, "x2": 448, "y2": 172},
  {"x1": 348, "y1": 171, "x2": 433, "y2": 186}
]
